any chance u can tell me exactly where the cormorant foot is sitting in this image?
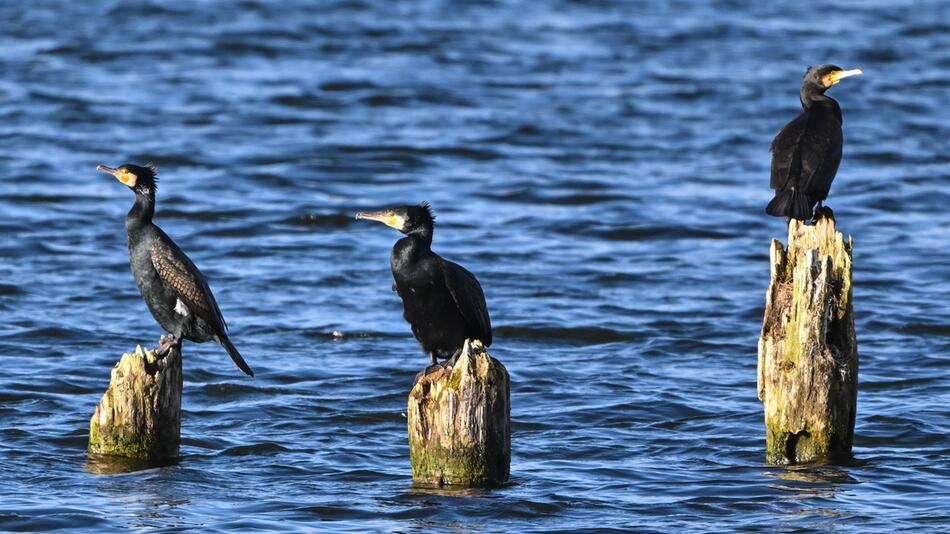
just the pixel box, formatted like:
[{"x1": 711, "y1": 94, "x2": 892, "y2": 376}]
[
  {"x1": 155, "y1": 337, "x2": 173, "y2": 358},
  {"x1": 812, "y1": 206, "x2": 835, "y2": 223},
  {"x1": 442, "y1": 347, "x2": 464, "y2": 369},
  {"x1": 154, "y1": 334, "x2": 181, "y2": 359},
  {"x1": 414, "y1": 363, "x2": 445, "y2": 383}
]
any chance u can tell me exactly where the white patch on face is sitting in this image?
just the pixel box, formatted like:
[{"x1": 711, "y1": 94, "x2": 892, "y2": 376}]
[{"x1": 174, "y1": 298, "x2": 190, "y2": 317}]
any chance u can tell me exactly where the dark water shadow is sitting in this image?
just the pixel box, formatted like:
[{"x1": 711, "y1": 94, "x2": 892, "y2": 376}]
[
  {"x1": 758, "y1": 461, "x2": 868, "y2": 526},
  {"x1": 405, "y1": 478, "x2": 518, "y2": 498},
  {"x1": 761, "y1": 457, "x2": 864, "y2": 500},
  {"x1": 85, "y1": 455, "x2": 193, "y2": 531},
  {"x1": 84, "y1": 453, "x2": 180, "y2": 475}
]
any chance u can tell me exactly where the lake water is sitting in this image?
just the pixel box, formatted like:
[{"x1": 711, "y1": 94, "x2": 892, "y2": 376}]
[{"x1": 1, "y1": 0, "x2": 948, "y2": 532}]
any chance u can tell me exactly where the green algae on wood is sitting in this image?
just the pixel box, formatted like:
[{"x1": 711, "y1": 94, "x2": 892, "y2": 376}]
[
  {"x1": 88, "y1": 342, "x2": 183, "y2": 461},
  {"x1": 757, "y1": 210, "x2": 858, "y2": 465},
  {"x1": 408, "y1": 340, "x2": 510, "y2": 487}
]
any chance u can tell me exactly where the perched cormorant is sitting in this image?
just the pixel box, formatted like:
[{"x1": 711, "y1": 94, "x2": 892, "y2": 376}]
[
  {"x1": 98, "y1": 163, "x2": 254, "y2": 377},
  {"x1": 767, "y1": 64, "x2": 862, "y2": 221},
  {"x1": 356, "y1": 203, "x2": 492, "y2": 368}
]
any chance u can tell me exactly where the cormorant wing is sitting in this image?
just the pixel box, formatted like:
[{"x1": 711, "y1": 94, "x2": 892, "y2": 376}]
[
  {"x1": 439, "y1": 258, "x2": 492, "y2": 347},
  {"x1": 797, "y1": 116, "x2": 842, "y2": 200},
  {"x1": 770, "y1": 113, "x2": 808, "y2": 191},
  {"x1": 770, "y1": 111, "x2": 843, "y2": 197},
  {"x1": 150, "y1": 231, "x2": 228, "y2": 332}
]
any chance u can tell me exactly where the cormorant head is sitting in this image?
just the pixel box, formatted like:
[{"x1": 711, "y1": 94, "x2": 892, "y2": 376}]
[
  {"x1": 97, "y1": 163, "x2": 158, "y2": 195},
  {"x1": 356, "y1": 202, "x2": 435, "y2": 235},
  {"x1": 801, "y1": 64, "x2": 862, "y2": 97}
]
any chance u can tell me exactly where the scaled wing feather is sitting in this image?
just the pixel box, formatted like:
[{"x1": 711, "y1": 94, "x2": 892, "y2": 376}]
[{"x1": 150, "y1": 236, "x2": 227, "y2": 332}]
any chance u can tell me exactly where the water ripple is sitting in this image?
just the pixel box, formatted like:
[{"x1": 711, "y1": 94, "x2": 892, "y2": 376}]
[{"x1": 0, "y1": 0, "x2": 948, "y2": 532}]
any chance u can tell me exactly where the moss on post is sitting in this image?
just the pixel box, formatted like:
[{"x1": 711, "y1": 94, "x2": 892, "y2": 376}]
[
  {"x1": 758, "y1": 210, "x2": 858, "y2": 464},
  {"x1": 88, "y1": 341, "x2": 183, "y2": 461},
  {"x1": 408, "y1": 340, "x2": 510, "y2": 487}
]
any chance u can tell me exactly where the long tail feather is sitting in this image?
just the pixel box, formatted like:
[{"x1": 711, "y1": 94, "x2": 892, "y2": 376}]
[
  {"x1": 766, "y1": 190, "x2": 814, "y2": 221},
  {"x1": 215, "y1": 334, "x2": 254, "y2": 377}
]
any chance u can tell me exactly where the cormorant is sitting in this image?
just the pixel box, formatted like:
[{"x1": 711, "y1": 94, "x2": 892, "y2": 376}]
[
  {"x1": 767, "y1": 64, "x2": 862, "y2": 221},
  {"x1": 98, "y1": 163, "x2": 254, "y2": 377},
  {"x1": 356, "y1": 203, "x2": 492, "y2": 368}
]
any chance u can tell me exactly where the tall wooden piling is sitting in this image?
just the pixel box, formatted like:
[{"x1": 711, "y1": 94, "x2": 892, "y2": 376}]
[
  {"x1": 758, "y1": 210, "x2": 858, "y2": 464},
  {"x1": 88, "y1": 338, "x2": 183, "y2": 461},
  {"x1": 407, "y1": 340, "x2": 510, "y2": 487}
]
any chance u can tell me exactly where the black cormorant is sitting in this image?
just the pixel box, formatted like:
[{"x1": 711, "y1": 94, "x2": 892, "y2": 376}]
[
  {"x1": 98, "y1": 163, "x2": 254, "y2": 377},
  {"x1": 356, "y1": 203, "x2": 492, "y2": 368},
  {"x1": 767, "y1": 64, "x2": 862, "y2": 221}
]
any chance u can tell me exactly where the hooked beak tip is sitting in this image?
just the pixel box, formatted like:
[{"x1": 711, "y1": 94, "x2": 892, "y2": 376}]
[{"x1": 836, "y1": 68, "x2": 863, "y2": 81}]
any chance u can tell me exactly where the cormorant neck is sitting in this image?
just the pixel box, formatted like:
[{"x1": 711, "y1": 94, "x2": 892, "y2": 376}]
[
  {"x1": 800, "y1": 92, "x2": 842, "y2": 123},
  {"x1": 407, "y1": 226, "x2": 433, "y2": 247},
  {"x1": 128, "y1": 190, "x2": 155, "y2": 226},
  {"x1": 394, "y1": 230, "x2": 433, "y2": 264},
  {"x1": 392, "y1": 231, "x2": 433, "y2": 277},
  {"x1": 800, "y1": 83, "x2": 835, "y2": 109}
]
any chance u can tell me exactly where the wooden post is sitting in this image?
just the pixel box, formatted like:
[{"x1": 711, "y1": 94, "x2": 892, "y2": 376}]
[
  {"x1": 88, "y1": 339, "x2": 183, "y2": 461},
  {"x1": 758, "y1": 210, "x2": 858, "y2": 464},
  {"x1": 407, "y1": 339, "x2": 510, "y2": 487}
]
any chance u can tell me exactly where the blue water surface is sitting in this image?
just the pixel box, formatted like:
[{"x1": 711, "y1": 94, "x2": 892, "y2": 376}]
[{"x1": 1, "y1": 0, "x2": 948, "y2": 532}]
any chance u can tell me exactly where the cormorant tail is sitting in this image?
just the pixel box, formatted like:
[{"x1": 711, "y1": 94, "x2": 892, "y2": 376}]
[
  {"x1": 766, "y1": 189, "x2": 813, "y2": 220},
  {"x1": 215, "y1": 334, "x2": 255, "y2": 377}
]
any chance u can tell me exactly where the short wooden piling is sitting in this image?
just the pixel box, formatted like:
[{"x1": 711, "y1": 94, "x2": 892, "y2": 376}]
[
  {"x1": 757, "y1": 210, "x2": 858, "y2": 464},
  {"x1": 88, "y1": 339, "x2": 183, "y2": 461},
  {"x1": 407, "y1": 340, "x2": 510, "y2": 487}
]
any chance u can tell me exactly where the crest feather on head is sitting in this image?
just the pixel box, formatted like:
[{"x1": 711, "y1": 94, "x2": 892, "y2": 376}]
[
  {"x1": 419, "y1": 201, "x2": 435, "y2": 224},
  {"x1": 144, "y1": 163, "x2": 159, "y2": 180}
]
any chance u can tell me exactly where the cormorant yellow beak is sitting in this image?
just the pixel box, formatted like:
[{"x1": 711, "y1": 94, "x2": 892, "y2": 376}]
[
  {"x1": 356, "y1": 210, "x2": 406, "y2": 231},
  {"x1": 827, "y1": 68, "x2": 863, "y2": 85},
  {"x1": 97, "y1": 164, "x2": 138, "y2": 187}
]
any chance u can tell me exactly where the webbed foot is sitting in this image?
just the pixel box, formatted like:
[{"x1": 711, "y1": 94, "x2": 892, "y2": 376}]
[
  {"x1": 414, "y1": 363, "x2": 445, "y2": 383},
  {"x1": 812, "y1": 205, "x2": 835, "y2": 223},
  {"x1": 442, "y1": 346, "x2": 464, "y2": 369},
  {"x1": 155, "y1": 333, "x2": 181, "y2": 358}
]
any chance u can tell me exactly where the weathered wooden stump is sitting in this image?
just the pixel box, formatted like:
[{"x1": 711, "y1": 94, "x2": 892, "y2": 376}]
[
  {"x1": 757, "y1": 210, "x2": 858, "y2": 464},
  {"x1": 88, "y1": 339, "x2": 183, "y2": 461},
  {"x1": 407, "y1": 339, "x2": 510, "y2": 487}
]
